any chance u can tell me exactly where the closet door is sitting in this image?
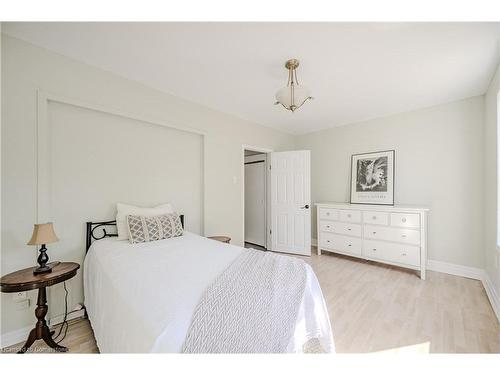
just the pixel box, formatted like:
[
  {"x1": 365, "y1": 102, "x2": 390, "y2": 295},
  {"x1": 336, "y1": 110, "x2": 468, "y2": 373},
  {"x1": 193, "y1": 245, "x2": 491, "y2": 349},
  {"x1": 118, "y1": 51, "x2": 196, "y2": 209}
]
[{"x1": 245, "y1": 161, "x2": 266, "y2": 247}]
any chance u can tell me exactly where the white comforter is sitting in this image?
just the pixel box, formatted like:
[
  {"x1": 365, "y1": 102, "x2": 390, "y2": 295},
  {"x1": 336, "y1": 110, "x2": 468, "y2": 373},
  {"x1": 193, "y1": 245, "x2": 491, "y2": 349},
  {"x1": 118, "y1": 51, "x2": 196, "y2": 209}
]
[{"x1": 83, "y1": 232, "x2": 334, "y2": 353}]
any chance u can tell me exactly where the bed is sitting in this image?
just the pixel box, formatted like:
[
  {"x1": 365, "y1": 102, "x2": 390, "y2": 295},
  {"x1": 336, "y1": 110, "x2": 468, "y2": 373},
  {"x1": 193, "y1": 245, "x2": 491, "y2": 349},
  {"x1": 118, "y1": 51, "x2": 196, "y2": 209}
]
[{"x1": 83, "y1": 218, "x2": 334, "y2": 353}]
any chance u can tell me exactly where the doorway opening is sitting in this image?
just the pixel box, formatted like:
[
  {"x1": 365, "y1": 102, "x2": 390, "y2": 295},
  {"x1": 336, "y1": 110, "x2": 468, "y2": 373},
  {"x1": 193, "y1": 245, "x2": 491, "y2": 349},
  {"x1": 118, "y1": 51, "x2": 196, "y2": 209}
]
[{"x1": 243, "y1": 148, "x2": 270, "y2": 251}]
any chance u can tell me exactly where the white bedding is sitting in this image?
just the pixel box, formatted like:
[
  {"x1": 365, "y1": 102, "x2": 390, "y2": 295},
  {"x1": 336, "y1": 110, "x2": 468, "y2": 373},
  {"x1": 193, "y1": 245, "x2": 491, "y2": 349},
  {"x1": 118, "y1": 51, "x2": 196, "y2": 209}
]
[{"x1": 83, "y1": 232, "x2": 334, "y2": 353}]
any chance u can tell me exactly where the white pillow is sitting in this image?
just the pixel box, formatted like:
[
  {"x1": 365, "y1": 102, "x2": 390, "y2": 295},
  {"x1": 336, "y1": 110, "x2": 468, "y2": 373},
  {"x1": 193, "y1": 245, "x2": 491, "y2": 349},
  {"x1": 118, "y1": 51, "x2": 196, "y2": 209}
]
[{"x1": 116, "y1": 202, "x2": 174, "y2": 240}]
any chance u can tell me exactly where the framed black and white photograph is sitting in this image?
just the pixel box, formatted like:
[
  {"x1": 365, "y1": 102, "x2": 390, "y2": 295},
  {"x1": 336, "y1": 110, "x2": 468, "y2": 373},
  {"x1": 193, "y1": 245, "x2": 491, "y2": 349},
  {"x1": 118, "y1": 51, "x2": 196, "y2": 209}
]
[{"x1": 350, "y1": 150, "x2": 395, "y2": 205}]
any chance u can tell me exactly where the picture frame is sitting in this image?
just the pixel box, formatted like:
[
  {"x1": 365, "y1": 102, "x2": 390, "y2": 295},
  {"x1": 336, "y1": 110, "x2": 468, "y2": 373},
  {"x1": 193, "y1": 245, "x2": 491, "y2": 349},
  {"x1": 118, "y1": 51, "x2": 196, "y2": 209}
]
[{"x1": 350, "y1": 150, "x2": 395, "y2": 205}]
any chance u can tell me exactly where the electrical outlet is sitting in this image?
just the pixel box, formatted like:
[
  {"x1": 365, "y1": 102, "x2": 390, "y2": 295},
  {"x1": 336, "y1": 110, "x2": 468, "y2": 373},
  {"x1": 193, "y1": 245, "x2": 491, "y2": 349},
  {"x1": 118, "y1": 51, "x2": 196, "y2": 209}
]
[
  {"x1": 13, "y1": 291, "x2": 27, "y2": 301},
  {"x1": 15, "y1": 299, "x2": 30, "y2": 310}
]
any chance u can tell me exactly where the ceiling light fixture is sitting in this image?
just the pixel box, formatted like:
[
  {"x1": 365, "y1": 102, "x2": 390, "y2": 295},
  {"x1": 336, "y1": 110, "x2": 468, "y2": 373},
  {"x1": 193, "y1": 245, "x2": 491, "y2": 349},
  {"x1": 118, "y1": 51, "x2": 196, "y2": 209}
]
[{"x1": 275, "y1": 59, "x2": 313, "y2": 112}]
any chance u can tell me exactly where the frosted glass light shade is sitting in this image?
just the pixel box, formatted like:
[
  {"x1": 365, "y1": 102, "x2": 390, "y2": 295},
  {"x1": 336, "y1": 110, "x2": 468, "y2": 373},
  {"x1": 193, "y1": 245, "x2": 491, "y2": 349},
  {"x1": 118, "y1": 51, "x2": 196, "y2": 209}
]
[{"x1": 275, "y1": 85, "x2": 311, "y2": 111}]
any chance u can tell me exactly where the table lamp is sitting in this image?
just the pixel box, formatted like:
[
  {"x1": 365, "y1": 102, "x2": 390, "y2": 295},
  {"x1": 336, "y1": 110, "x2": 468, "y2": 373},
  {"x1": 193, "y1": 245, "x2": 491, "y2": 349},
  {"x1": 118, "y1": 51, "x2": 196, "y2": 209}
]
[{"x1": 27, "y1": 223, "x2": 59, "y2": 275}]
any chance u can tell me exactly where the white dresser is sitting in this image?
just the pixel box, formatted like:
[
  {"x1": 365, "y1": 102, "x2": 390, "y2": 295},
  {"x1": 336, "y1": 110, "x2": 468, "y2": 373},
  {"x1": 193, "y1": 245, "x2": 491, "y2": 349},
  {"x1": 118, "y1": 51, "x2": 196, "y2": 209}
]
[{"x1": 316, "y1": 202, "x2": 429, "y2": 279}]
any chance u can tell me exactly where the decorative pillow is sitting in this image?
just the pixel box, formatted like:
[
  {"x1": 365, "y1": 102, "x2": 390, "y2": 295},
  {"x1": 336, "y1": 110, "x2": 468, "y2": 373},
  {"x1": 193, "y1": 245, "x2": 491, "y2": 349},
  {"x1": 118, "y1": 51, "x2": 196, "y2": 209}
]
[
  {"x1": 126, "y1": 213, "x2": 183, "y2": 244},
  {"x1": 116, "y1": 202, "x2": 174, "y2": 240}
]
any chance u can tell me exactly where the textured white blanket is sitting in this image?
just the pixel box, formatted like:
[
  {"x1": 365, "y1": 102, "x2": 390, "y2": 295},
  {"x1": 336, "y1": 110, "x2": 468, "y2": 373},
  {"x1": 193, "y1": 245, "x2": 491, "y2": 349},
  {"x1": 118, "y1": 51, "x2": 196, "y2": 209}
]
[{"x1": 182, "y1": 249, "x2": 309, "y2": 353}]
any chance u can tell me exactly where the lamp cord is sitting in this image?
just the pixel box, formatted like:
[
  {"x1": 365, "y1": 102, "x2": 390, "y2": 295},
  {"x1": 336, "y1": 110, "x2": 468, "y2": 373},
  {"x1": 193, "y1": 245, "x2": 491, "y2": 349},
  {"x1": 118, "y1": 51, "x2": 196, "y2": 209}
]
[{"x1": 52, "y1": 281, "x2": 69, "y2": 344}]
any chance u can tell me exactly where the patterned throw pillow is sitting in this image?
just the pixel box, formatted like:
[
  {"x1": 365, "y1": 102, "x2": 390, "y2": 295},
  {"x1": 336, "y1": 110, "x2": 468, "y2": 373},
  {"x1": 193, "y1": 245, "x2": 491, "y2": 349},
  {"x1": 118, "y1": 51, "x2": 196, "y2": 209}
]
[{"x1": 126, "y1": 213, "x2": 183, "y2": 244}]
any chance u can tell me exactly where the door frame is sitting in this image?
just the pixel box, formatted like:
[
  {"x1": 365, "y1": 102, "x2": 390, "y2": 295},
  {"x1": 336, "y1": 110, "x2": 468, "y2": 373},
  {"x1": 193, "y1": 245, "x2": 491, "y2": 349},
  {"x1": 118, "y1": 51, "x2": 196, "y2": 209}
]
[{"x1": 242, "y1": 144, "x2": 273, "y2": 250}]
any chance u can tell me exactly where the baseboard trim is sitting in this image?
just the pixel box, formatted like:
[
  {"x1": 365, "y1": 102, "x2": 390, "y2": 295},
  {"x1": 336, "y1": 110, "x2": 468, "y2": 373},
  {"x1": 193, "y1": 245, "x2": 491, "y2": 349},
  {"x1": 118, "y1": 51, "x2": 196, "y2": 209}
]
[
  {"x1": 48, "y1": 308, "x2": 85, "y2": 326},
  {"x1": 482, "y1": 274, "x2": 500, "y2": 323},
  {"x1": 0, "y1": 309, "x2": 85, "y2": 349},
  {"x1": 426, "y1": 259, "x2": 485, "y2": 280}
]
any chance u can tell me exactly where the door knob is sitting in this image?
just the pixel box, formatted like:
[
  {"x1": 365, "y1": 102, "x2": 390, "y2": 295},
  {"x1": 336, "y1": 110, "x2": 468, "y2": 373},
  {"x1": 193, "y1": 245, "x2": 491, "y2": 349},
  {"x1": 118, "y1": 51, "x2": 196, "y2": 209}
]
[{"x1": 301, "y1": 205, "x2": 310, "y2": 209}]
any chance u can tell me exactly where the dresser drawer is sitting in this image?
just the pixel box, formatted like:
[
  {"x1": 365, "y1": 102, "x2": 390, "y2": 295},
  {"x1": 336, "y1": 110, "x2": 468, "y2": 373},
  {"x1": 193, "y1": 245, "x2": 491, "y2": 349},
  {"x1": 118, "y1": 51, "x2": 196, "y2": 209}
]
[
  {"x1": 363, "y1": 239, "x2": 420, "y2": 267},
  {"x1": 364, "y1": 225, "x2": 420, "y2": 245},
  {"x1": 362, "y1": 211, "x2": 389, "y2": 226},
  {"x1": 390, "y1": 213, "x2": 420, "y2": 228},
  {"x1": 319, "y1": 208, "x2": 339, "y2": 220},
  {"x1": 319, "y1": 221, "x2": 361, "y2": 237},
  {"x1": 338, "y1": 210, "x2": 361, "y2": 223},
  {"x1": 320, "y1": 233, "x2": 362, "y2": 256}
]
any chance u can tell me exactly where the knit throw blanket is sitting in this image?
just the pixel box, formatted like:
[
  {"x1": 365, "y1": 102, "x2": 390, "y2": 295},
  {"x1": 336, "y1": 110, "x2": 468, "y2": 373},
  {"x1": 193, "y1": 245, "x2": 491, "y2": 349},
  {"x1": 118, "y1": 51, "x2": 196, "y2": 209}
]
[{"x1": 182, "y1": 249, "x2": 308, "y2": 353}]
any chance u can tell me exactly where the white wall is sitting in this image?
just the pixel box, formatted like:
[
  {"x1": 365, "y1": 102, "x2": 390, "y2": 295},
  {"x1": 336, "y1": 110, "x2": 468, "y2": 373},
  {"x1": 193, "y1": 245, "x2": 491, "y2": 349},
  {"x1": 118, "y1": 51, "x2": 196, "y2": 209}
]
[
  {"x1": 296, "y1": 96, "x2": 485, "y2": 268},
  {"x1": 44, "y1": 100, "x2": 204, "y2": 316},
  {"x1": 483, "y1": 62, "x2": 500, "y2": 309},
  {"x1": 47, "y1": 101, "x2": 203, "y2": 232},
  {"x1": 0, "y1": 34, "x2": 295, "y2": 337}
]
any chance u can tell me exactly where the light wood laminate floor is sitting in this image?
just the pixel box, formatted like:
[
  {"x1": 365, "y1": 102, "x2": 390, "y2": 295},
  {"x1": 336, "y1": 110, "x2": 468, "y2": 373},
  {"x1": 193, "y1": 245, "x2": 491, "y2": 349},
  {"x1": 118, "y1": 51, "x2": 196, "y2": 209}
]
[
  {"x1": 305, "y1": 251, "x2": 500, "y2": 353},
  {"x1": 5, "y1": 250, "x2": 500, "y2": 353}
]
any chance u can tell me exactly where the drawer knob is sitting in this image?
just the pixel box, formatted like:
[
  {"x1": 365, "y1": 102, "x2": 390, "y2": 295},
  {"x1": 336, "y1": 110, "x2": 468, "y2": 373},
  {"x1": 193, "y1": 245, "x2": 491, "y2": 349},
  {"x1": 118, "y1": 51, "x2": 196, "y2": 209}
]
[
  {"x1": 348, "y1": 244, "x2": 352, "y2": 247},
  {"x1": 402, "y1": 218, "x2": 407, "y2": 223},
  {"x1": 347, "y1": 214, "x2": 352, "y2": 218},
  {"x1": 402, "y1": 234, "x2": 407, "y2": 238},
  {"x1": 372, "y1": 216, "x2": 377, "y2": 220},
  {"x1": 402, "y1": 253, "x2": 407, "y2": 256},
  {"x1": 326, "y1": 225, "x2": 330, "y2": 228},
  {"x1": 326, "y1": 212, "x2": 330, "y2": 216},
  {"x1": 348, "y1": 228, "x2": 351, "y2": 231},
  {"x1": 372, "y1": 231, "x2": 377, "y2": 234},
  {"x1": 372, "y1": 248, "x2": 377, "y2": 251},
  {"x1": 327, "y1": 240, "x2": 330, "y2": 243}
]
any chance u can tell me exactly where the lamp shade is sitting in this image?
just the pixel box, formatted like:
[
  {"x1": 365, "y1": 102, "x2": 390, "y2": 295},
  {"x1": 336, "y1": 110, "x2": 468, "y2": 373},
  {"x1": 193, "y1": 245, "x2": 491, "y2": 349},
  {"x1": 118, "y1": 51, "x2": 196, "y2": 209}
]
[{"x1": 27, "y1": 223, "x2": 59, "y2": 245}]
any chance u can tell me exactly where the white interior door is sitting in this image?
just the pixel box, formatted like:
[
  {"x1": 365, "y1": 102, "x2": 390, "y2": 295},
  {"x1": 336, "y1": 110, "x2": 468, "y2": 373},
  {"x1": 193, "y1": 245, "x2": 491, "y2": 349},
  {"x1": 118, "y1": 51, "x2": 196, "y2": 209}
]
[
  {"x1": 245, "y1": 161, "x2": 266, "y2": 247},
  {"x1": 270, "y1": 150, "x2": 311, "y2": 255}
]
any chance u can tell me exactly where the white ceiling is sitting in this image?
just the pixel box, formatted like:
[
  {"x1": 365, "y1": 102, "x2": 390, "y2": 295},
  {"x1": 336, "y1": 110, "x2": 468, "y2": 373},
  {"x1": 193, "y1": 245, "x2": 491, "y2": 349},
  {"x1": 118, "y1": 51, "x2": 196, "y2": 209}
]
[{"x1": 3, "y1": 22, "x2": 500, "y2": 134}]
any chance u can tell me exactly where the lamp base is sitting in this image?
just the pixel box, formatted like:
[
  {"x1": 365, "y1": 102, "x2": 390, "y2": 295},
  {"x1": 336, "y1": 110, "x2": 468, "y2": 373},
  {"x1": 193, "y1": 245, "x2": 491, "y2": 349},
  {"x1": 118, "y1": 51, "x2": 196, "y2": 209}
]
[
  {"x1": 33, "y1": 264, "x2": 53, "y2": 275},
  {"x1": 32, "y1": 261, "x2": 61, "y2": 275}
]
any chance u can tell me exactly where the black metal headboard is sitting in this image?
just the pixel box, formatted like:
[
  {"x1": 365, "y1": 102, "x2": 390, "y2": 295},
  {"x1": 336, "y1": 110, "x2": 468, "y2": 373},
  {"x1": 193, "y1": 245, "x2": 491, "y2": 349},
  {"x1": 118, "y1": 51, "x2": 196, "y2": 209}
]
[{"x1": 86, "y1": 214, "x2": 184, "y2": 253}]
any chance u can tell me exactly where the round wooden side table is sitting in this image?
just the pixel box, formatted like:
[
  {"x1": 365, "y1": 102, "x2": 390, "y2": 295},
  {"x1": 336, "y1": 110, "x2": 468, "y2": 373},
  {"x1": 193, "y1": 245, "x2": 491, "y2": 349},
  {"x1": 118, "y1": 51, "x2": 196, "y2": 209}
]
[
  {"x1": 0, "y1": 261, "x2": 80, "y2": 353},
  {"x1": 207, "y1": 236, "x2": 231, "y2": 244}
]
